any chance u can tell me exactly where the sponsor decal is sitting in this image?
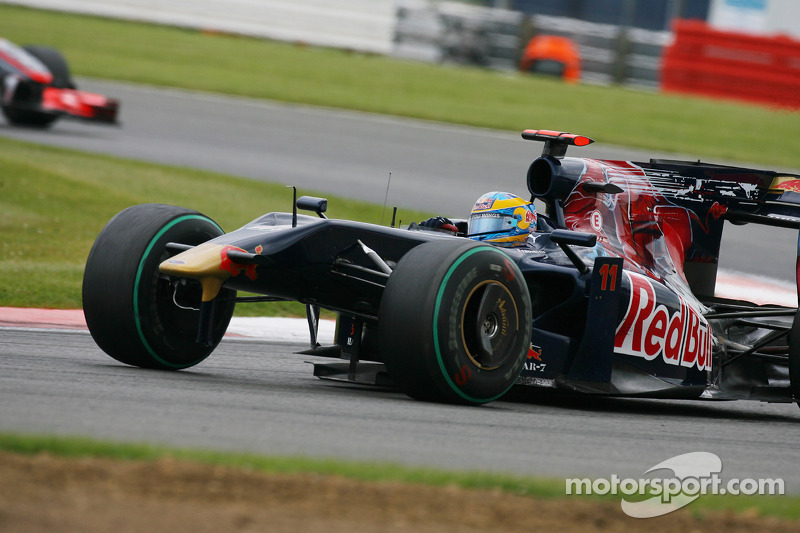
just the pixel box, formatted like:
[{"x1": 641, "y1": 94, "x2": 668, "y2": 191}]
[
  {"x1": 473, "y1": 199, "x2": 495, "y2": 211},
  {"x1": 528, "y1": 344, "x2": 542, "y2": 361},
  {"x1": 454, "y1": 364, "x2": 473, "y2": 386},
  {"x1": 219, "y1": 245, "x2": 258, "y2": 280},
  {"x1": 524, "y1": 344, "x2": 546, "y2": 372},
  {"x1": 771, "y1": 176, "x2": 800, "y2": 193},
  {"x1": 497, "y1": 297, "x2": 509, "y2": 337},
  {"x1": 448, "y1": 267, "x2": 478, "y2": 354},
  {"x1": 524, "y1": 361, "x2": 547, "y2": 372},
  {"x1": 346, "y1": 321, "x2": 356, "y2": 346},
  {"x1": 513, "y1": 207, "x2": 536, "y2": 230},
  {"x1": 614, "y1": 272, "x2": 712, "y2": 371},
  {"x1": 590, "y1": 210, "x2": 603, "y2": 232},
  {"x1": 501, "y1": 257, "x2": 516, "y2": 281}
]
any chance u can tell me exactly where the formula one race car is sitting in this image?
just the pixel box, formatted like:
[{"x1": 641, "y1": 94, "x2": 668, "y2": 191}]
[
  {"x1": 83, "y1": 129, "x2": 800, "y2": 407},
  {"x1": 0, "y1": 38, "x2": 118, "y2": 127}
]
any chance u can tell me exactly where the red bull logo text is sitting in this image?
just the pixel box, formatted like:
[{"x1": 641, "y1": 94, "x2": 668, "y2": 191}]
[{"x1": 614, "y1": 272, "x2": 712, "y2": 371}]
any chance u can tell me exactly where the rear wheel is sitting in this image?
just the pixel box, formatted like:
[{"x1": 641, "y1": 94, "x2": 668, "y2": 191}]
[
  {"x1": 82, "y1": 204, "x2": 235, "y2": 369},
  {"x1": 379, "y1": 239, "x2": 532, "y2": 404},
  {"x1": 23, "y1": 45, "x2": 75, "y2": 89},
  {"x1": 788, "y1": 309, "x2": 800, "y2": 408}
]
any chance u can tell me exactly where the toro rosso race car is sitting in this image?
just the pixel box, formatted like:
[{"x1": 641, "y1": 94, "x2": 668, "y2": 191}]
[
  {"x1": 0, "y1": 38, "x2": 118, "y2": 127},
  {"x1": 83, "y1": 130, "x2": 800, "y2": 407}
]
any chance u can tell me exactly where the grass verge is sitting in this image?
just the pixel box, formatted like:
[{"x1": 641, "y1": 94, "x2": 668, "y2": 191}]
[
  {"x1": 0, "y1": 135, "x2": 430, "y2": 313},
  {"x1": 0, "y1": 5, "x2": 799, "y2": 169},
  {"x1": 1, "y1": 431, "x2": 798, "y2": 521}
]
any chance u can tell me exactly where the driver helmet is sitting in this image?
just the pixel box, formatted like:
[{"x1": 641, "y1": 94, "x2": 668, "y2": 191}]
[{"x1": 468, "y1": 192, "x2": 537, "y2": 245}]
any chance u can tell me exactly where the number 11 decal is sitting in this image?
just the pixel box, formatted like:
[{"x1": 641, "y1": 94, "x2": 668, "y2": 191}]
[{"x1": 598, "y1": 262, "x2": 619, "y2": 291}]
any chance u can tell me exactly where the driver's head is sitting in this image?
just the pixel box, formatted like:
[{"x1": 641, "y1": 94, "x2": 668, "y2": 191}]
[{"x1": 468, "y1": 192, "x2": 536, "y2": 245}]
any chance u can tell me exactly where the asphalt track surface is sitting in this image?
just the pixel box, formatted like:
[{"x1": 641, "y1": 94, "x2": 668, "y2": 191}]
[
  {"x1": 3, "y1": 328, "x2": 800, "y2": 492},
  {"x1": 2, "y1": 80, "x2": 800, "y2": 492}
]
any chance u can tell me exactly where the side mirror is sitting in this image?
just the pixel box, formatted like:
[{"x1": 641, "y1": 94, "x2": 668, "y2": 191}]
[
  {"x1": 549, "y1": 230, "x2": 597, "y2": 275},
  {"x1": 550, "y1": 229, "x2": 597, "y2": 248},
  {"x1": 297, "y1": 196, "x2": 328, "y2": 219}
]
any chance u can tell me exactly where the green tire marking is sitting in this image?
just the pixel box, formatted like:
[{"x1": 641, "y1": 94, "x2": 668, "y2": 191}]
[
  {"x1": 432, "y1": 246, "x2": 524, "y2": 404},
  {"x1": 133, "y1": 214, "x2": 222, "y2": 369}
]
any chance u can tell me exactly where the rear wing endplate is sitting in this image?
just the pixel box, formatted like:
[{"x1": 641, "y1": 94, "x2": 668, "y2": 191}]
[{"x1": 522, "y1": 129, "x2": 594, "y2": 158}]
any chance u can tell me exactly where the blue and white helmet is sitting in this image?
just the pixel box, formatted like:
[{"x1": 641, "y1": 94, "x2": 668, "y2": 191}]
[{"x1": 468, "y1": 191, "x2": 537, "y2": 245}]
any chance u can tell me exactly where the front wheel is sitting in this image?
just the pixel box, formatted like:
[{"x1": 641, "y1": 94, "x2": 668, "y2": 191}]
[
  {"x1": 82, "y1": 203, "x2": 235, "y2": 369},
  {"x1": 379, "y1": 239, "x2": 532, "y2": 404},
  {"x1": 1, "y1": 106, "x2": 59, "y2": 128}
]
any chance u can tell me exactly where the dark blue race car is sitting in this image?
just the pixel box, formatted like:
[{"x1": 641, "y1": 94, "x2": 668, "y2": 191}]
[{"x1": 82, "y1": 130, "x2": 800, "y2": 408}]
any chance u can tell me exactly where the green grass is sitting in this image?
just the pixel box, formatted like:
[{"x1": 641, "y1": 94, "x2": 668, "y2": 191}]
[
  {"x1": 0, "y1": 432, "x2": 565, "y2": 496},
  {"x1": 1, "y1": 432, "x2": 799, "y2": 522},
  {"x1": 0, "y1": 136, "x2": 430, "y2": 313},
  {"x1": 1, "y1": 5, "x2": 799, "y2": 169}
]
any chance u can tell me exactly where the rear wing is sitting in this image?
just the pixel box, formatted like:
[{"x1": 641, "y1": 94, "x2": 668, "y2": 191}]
[
  {"x1": 638, "y1": 159, "x2": 800, "y2": 301},
  {"x1": 644, "y1": 159, "x2": 800, "y2": 229}
]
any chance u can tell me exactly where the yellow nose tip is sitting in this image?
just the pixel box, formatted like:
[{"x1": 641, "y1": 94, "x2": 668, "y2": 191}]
[{"x1": 159, "y1": 243, "x2": 231, "y2": 302}]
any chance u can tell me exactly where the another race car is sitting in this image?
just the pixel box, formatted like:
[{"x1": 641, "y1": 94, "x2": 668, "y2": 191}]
[
  {"x1": 0, "y1": 38, "x2": 118, "y2": 127},
  {"x1": 82, "y1": 129, "x2": 800, "y2": 407}
]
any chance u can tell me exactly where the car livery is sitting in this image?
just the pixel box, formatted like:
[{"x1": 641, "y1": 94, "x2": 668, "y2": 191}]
[
  {"x1": 614, "y1": 271, "x2": 713, "y2": 373},
  {"x1": 82, "y1": 129, "x2": 800, "y2": 408},
  {"x1": 0, "y1": 38, "x2": 118, "y2": 127}
]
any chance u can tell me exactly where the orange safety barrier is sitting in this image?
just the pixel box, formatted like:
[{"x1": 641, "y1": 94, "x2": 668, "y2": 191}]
[{"x1": 661, "y1": 19, "x2": 800, "y2": 109}]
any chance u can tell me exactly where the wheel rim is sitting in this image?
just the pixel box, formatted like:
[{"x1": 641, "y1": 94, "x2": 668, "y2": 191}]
[{"x1": 461, "y1": 280, "x2": 520, "y2": 370}]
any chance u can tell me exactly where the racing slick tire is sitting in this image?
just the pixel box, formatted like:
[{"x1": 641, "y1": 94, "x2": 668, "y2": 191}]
[
  {"x1": 1, "y1": 46, "x2": 73, "y2": 128},
  {"x1": 23, "y1": 45, "x2": 75, "y2": 89},
  {"x1": 1, "y1": 103, "x2": 58, "y2": 128},
  {"x1": 82, "y1": 203, "x2": 235, "y2": 370},
  {"x1": 379, "y1": 239, "x2": 532, "y2": 405},
  {"x1": 788, "y1": 309, "x2": 800, "y2": 408}
]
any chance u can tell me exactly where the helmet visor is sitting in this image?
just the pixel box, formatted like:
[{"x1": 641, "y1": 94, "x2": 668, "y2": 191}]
[{"x1": 468, "y1": 213, "x2": 518, "y2": 237}]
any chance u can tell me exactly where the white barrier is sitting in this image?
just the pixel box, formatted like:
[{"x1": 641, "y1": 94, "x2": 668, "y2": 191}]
[
  {"x1": 3, "y1": 0, "x2": 397, "y2": 54},
  {"x1": 5, "y1": 0, "x2": 671, "y2": 85}
]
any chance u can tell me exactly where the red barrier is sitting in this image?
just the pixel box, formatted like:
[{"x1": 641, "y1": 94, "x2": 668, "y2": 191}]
[{"x1": 661, "y1": 19, "x2": 800, "y2": 109}]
